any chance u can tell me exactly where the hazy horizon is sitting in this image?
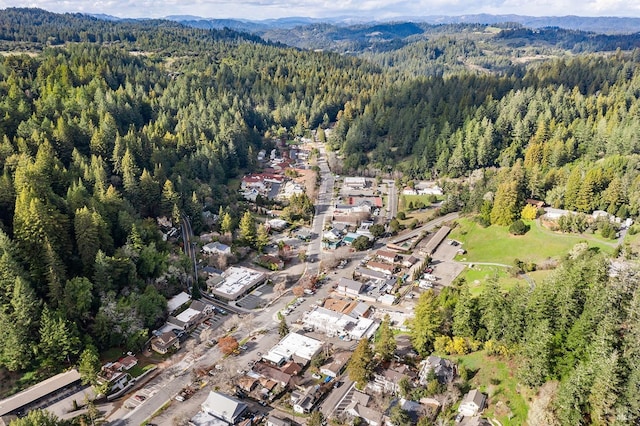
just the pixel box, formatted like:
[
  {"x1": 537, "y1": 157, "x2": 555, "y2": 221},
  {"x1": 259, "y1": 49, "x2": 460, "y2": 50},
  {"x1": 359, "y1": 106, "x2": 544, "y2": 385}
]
[{"x1": 2, "y1": 1, "x2": 640, "y2": 21}]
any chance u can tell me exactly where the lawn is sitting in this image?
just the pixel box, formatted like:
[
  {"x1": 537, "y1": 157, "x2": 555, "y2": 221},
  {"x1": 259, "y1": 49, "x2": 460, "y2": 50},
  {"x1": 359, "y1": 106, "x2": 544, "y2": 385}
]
[
  {"x1": 399, "y1": 194, "x2": 440, "y2": 211},
  {"x1": 456, "y1": 350, "x2": 531, "y2": 425},
  {"x1": 450, "y1": 218, "x2": 614, "y2": 265},
  {"x1": 462, "y1": 265, "x2": 524, "y2": 296}
]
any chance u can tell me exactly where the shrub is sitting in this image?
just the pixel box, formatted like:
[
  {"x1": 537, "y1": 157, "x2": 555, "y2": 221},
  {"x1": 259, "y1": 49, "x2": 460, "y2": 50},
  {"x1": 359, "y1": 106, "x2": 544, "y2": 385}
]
[{"x1": 509, "y1": 219, "x2": 530, "y2": 235}]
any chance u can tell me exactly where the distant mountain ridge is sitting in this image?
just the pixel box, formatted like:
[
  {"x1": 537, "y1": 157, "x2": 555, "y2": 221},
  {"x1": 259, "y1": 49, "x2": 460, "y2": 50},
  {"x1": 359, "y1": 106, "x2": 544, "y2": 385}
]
[{"x1": 155, "y1": 14, "x2": 640, "y2": 35}]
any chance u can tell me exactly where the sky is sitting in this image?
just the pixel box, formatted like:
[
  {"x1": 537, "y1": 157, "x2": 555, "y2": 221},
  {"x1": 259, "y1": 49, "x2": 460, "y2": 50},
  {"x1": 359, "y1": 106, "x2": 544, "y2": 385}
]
[{"x1": 2, "y1": 0, "x2": 640, "y2": 20}]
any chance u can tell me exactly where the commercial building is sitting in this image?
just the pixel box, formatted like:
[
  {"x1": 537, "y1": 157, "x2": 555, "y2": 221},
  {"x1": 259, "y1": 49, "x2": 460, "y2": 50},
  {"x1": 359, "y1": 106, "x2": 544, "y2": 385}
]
[
  {"x1": 208, "y1": 266, "x2": 268, "y2": 301},
  {"x1": 262, "y1": 332, "x2": 323, "y2": 366},
  {"x1": 302, "y1": 307, "x2": 379, "y2": 341}
]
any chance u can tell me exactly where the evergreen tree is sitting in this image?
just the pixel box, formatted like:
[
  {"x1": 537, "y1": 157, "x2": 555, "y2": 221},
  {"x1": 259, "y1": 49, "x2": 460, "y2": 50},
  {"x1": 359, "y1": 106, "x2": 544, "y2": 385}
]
[
  {"x1": 375, "y1": 314, "x2": 396, "y2": 361},
  {"x1": 411, "y1": 290, "x2": 442, "y2": 356},
  {"x1": 238, "y1": 211, "x2": 256, "y2": 246},
  {"x1": 348, "y1": 338, "x2": 374, "y2": 389}
]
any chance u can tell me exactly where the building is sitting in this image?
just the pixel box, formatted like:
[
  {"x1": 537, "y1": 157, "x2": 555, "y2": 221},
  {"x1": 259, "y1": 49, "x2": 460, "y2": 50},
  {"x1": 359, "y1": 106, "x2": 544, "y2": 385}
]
[
  {"x1": 151, "y1": 331, "x2": 180, "y2": 354},
  {"x1": 344, "y1": 402, "x2": 383, "y2": 426},
  {"x1": 208, "y1": 266, "x2": 268, "y2": 301},
  {"x1": 167, "y1": 291, "x2": 191, "y2": 313},
  {"x1": 342, "y1": 232, "x2": 361, "y2": 245},
  {"x1": 266, "y1": 415, "x2": 291, "y2": 426},
  {"x1": 423, "y1": 226, "x2": 451, "y2": 256},
  {"x1": 252, "y1": 362, "x2": 294, "y2": 387},
  {"x1": 419, "y1": 356, "x2": 456, "y2": 385},
  {"x1": 365, "y1": 261, "x2": 395, "y2": 275},
  {"x1": 200, "y1": 391, "x2": 248, "y2": 424},
  {"x1": 320, "y1": 352, "x2": 352, "y2": 378},
  {"x1": 375, "y1": 250, "x2": 398, "y2": 264},
  {"x1": 458, "y1": 389, "x2": 486, "y2": 417},
  {"x1": 336, "y1": 278, "x2": 365, "y2": 297},
  {"x1": 371, "y1": 363, "x2": 416, "y2": 394},
  {"x1": 0, "y1": 369, "x2": 82, "y2": 420},
  {"x1": 202, "y1": 241, "x2": 232, "y2": 256},
  {"x1": 262, "y1": 332, "x2": 324, "y2": 367},
  {"x1": 302, "y1": 307, "x2": 379, "y2": 340},
  {"x1": 344, "y1": 177, "x2": 367, "y2": 189}
]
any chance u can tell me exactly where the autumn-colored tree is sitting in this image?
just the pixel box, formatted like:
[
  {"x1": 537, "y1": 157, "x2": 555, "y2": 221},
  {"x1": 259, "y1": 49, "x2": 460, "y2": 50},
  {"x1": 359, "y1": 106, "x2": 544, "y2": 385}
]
[
  {"x1": 292, "y1": 285, "x2": 305, "y2": 297},
  {"x1": 218, "y1": 336, "x2": 239, "y2": 355}
]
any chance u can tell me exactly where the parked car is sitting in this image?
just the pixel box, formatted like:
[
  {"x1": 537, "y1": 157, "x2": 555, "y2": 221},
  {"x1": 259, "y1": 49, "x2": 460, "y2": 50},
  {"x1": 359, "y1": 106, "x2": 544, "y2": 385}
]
[
  {"x1": 134, "y1": 395, "x2": 146, "y2": 401},
  {"x1": 312, "y1": 373, "x2": 322, "y2": 379}
]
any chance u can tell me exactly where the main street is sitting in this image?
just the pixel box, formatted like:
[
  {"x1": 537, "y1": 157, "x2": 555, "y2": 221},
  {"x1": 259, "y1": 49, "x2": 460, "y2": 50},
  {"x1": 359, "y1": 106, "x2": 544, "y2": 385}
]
[{"x1": 306, "y1": 142, "x2": 335, "y2": 276}]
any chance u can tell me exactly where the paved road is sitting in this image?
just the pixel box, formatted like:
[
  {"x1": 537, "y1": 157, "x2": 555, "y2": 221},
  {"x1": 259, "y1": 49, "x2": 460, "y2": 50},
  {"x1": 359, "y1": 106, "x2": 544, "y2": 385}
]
[
  {"x1": 383, "y1": 179, "x2": 398, "y2": 220},
  {"x1": 181, "y1": 214, "x2": 198, "y2": 289},
  {"x1": 306, "y1": 142, "x2": 334, "y2": 276}
]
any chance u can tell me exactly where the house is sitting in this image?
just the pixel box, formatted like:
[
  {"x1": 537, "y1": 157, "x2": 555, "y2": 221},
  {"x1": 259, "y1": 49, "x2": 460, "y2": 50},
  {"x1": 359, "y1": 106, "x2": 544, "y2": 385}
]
[
  {"x1": 201, "y1": 391, "x2": 248, "y2": 424},
  {"x1": 151, "y1": 331, "x2": 180, "y2": 354},
  {"x1": 365, "y1": 261, "x2": 395, "y2": 275},
  {"x1": 458, "y1": 389, "x2": 486, "y2": 417},
  {"x1": 342, "y1": 232, "x2": 361, "y2": 245},
  {"x1": 237, "y1": 376, "x2": 258, "y2": 393},
  {"x1": 402, "y1": 256, "x2": 419, "y2": 268},
  {"x1": 257, "y1": 254, "x2": 284, "y2": 270},
  {"x1": 354, "y1": 267, "x2": 388, "y2": 283},
  {"x1": 266, "y1": 415, "x2": 291, "y2": 426},
  {"x1": 336, "y1": 278, "x2": 365, "y2": 297},
  {"x1": 202, "y1": 241, "x2": 232, "y2": 256},
  {"x1": 344, "y1": 402, "x2": 383, "y2": 426},
  {"x1": 291, "y1": 388, "x2": 316, "y2": 414},
  {"x1": 253, "y1": 362, "x2": 294, "y2": 387},
  {"x1": 320, "y1": 352, "x2": 352, "y2": 378},
  {"x1": 375, "y1": 250, "x2": 398, "y2": 264},
  {"x1": 371, "y1": 363, "x2": 416, "y2": 394},
  {"x1": 323, "y1": 228, "x2": 343, "y2": 242},
  {"x1": 419, "y1": 356, "x2": 456, "y2": 385}
]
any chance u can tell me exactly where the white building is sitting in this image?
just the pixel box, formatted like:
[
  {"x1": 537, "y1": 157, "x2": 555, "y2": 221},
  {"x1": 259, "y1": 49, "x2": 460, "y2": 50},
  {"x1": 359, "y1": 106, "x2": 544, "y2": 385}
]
[
  {"x1": 167, "y1": 291, "x2": 191, "y2": 313},
  {"x1": 262, "y1": 332, "x2": 324, "y2": 366},
  {"x1": 198, "y1": 391, "x2": 248, "y2": 424},
  {"x1": 458, "y1": 389, "x2": 486, "y2": 417},
  {"x1": 344, "y1": 177, "x2": 367, "y2": 189},
  {"x1": 208, "y1": 266, "x2": 267, "y2": 301},
  {"x1": 202, "y1": 241, "x2": 232, "y2": 256},
  {"x1": 302, "y1": 307, "x2": 379, "y2": 340}
]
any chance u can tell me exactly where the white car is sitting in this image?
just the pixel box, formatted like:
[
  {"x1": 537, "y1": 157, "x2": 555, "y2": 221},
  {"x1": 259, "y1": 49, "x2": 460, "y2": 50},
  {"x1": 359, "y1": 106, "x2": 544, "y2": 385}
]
[{"x1": 312, "y1": 373, "x2": 322, "y2": 379}]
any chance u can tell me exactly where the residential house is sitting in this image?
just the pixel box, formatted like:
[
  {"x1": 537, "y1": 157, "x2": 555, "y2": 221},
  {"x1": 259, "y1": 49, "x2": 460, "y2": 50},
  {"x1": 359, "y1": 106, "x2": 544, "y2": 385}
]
[
  {"x1": 376, "y1": 250, "x2": 398, "y2": 264},
  {"x1": 336, "y1": 278, "x2": 365, "y2": 297},
  {"x1": 365, "y1": 261, "x2": 395, "y2": 275},
  {"x1": 253, "y1": 362, "x2": 293, "y2": 387},
  {"x1": 291, "y1": 384, "x2": 327, "y2": 414},
  {"x1": 419, "y1": 356, "x2": 456, "y2": 385},
  {"x1": 342, "y1": 232, "x2": 361, "y2": 245},
  {"x1": 257, "y1": 254, "x2": 284, "y2": 270},
  {"x1": 201, "y1": 391, "x2": 248, "y2": 424},
  {"x1": 237, "y1": 376, "x2": 258, "y2": 394},
  {"x1": 402, "y1": 256, "x2": 419, "y2": 268},
  {"x1": 266, "y1": 415, "x2": 291, "y2": 426},
  {"x1": 151, "y1": 331, "x2": 180, "y2": 354},
  {"x1": 371, "y1": 362, "x2": 416, "y2": 394},
  {"x1": 320, "y1": 352, "x2": 352, "y2": 378},
  {"x1": 202, "y1": 241, "x2": 232, "y2": 256},
  {"x1": 458, "y1": 389, "x2": 486, "y2": 417},
  {"x1": 344, "y1": 402, "x2": 383, "y2": 426}
]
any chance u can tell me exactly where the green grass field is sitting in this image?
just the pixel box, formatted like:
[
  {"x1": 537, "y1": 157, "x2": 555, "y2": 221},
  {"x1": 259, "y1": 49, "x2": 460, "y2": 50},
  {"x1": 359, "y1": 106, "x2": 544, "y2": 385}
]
[
  {"x1": 456, "y1": 351, "x2": 531, "y2": 425},
  {"x1": 399, "y1": 194, "x2": 439, "y2": 211},
  {"x1": 462, "y1": 265, "x2": 524, "y2": 296},
  {"x1": 450, "y1": 218, "x2": 614, "y2": 265}
]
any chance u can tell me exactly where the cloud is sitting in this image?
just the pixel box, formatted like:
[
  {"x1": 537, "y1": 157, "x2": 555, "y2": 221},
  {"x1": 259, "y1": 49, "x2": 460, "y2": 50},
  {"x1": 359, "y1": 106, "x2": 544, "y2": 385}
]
[{"x1": 2, "y1": 0, "x2": 640, "y2": 19}]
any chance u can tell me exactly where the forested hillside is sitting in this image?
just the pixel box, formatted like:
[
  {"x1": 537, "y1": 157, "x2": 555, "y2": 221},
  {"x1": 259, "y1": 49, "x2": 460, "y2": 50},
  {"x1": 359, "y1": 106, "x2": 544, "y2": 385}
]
[
  {"x1": 1, "y1": 7, "x2": 640, "y2": 424},
  {"x1": 0, "y1": 8, "x2": 385, "y2": 378}
]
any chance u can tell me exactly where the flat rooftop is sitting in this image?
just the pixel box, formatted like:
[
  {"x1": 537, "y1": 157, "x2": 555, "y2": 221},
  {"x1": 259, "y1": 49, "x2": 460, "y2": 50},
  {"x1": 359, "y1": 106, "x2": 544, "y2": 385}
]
[
  {"x1": 175, "y1": 307, "x2": 200, "y2": 323},
  {"x1": 210, "y1": 266, "x2": 267, "y2": 300},
  {"x1": 265, "y1": 332, "x2": 323, "y2": 364},
  {"x1": 167, "y1": 291, "x2": 191, "y2": 313}
]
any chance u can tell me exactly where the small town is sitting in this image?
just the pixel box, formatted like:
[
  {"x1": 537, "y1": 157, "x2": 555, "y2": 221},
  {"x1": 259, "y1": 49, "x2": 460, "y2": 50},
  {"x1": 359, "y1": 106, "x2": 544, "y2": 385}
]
[{"x1": 2, "y1": 6, "x2": 640, "y2": 426}]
